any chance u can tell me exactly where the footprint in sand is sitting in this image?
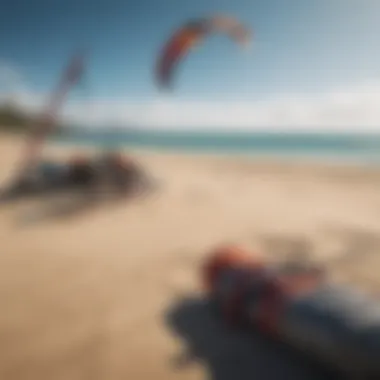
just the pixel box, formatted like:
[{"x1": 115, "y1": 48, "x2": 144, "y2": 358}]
[
  {"x1": 320, "y1": 225, "x2": 380, "y2": 266},
  {"x1": 258, "y1": 233, "x2": 315, "y2": 263},
  {"x1": 160, "y1": 252, "x2": 200, "y2": 296}
]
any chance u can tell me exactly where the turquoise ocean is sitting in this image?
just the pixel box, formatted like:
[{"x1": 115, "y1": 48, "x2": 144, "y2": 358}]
[{"x1": 54, "y1": 128, "x2": 380, "y2": 166}]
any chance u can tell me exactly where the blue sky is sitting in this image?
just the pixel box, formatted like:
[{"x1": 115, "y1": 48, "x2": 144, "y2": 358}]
[{"x1": 1, "y1": 0, "x2": 380, "y2": 130}]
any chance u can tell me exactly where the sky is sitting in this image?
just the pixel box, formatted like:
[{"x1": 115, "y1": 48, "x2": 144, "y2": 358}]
[{"x1": 0, "y1": 0, "x2": 380, "y2": 131}]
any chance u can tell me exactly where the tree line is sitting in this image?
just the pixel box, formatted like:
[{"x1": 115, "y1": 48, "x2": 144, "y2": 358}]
[{"x1": 0, "y1": 102, "x2": 32, "y2": 132}]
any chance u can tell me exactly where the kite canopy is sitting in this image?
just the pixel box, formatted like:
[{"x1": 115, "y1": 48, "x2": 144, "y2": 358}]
[{"x1": 156, "y1": 15, "x2": 252, "y2": 90}]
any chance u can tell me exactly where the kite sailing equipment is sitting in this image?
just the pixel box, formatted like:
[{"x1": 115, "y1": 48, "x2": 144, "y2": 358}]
[
  {"x1": 203, "y1": 245, "x2": 380, "y2": 379},
  {"x1": 17, "y1": 49, "x2": 86, "y2": 178},
  {"x1": 0, "y1": 153, "x2": 155, "y2": 203},
  {"x1": 156, "y1": 15, "x2": 251, "y2": 90},
  {"x1": 0, "y1": 50, "x2": 158, "y2": 205}
]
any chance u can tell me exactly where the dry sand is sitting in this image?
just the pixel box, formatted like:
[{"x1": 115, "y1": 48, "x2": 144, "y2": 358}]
[{"x1": 1, "y1": 134, "x2": 380, "y2": 380}]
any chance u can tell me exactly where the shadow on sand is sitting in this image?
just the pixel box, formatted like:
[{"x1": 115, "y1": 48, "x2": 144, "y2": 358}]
[
  {"x1": 165, "y1": 296, "x2": 344, "y2": 380},
  {"x1": 12, "y1": 185, "x2": 155, "y2": 227}
]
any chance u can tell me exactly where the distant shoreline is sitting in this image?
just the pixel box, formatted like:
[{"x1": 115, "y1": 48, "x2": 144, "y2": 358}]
[
  {"x1": 2, "y1": 127, "x2": 380, "y2": 169},
  {"x1": 52, "y1": 129, "x2": 380, "y2": 167}
]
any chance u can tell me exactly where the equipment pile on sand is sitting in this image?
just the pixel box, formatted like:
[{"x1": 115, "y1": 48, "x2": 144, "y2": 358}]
[
  {"x1": 0, "y1": 152, "x2": 155, "y2": 203},
  {"x1": 203, "y1": 245, "x2": 380, "y2": 379}
]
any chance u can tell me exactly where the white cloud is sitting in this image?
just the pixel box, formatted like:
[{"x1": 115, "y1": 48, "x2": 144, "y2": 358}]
[
  {"x1": 0, "y1": 61, "x2": 23, "y2": 86},
  {"x1": 0, "y1": 61, "x2": 28, "y2": 102},
  {"x1": 63, "y1": 80, "x2": 380, "y2": 132},
  {"x1": 1, "y1": 61, "x2": 380, "y2": 132}
]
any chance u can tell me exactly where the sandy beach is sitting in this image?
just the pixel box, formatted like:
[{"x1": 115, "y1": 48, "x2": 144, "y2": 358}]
[{"x1": 1, "y1": 133, "x2": 380, "y2": 380}]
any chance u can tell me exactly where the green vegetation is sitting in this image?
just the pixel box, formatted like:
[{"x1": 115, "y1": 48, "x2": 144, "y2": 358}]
[
  {"x1": 0, "y1": 102, "x2": 31, "y2": 132},
  {"x1": 0, "y1": 102, "x2": 70, "y2": 137}
]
